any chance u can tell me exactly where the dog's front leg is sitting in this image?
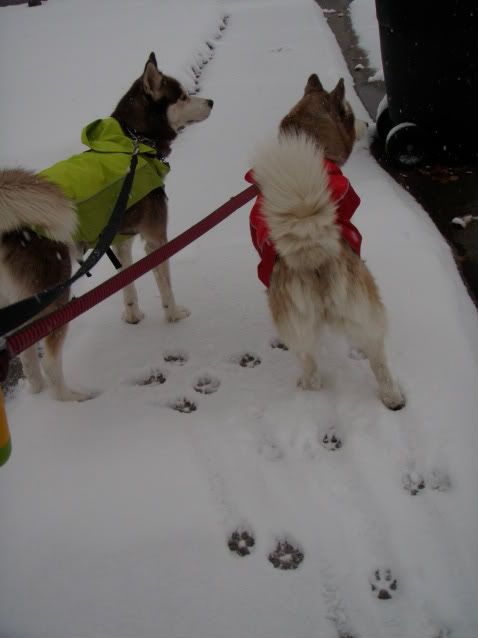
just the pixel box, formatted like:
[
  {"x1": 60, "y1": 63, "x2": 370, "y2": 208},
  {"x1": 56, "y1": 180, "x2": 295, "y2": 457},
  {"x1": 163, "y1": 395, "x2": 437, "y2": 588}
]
[
  {"x1": 20, "y1": 345, "x2": 45, "y2": 394},
  {"x1": 43, "y1": 325, "x2": 93, "y2": 401},
  {"x1": 143, "y1": 239, "x2": 190, "y2": 323},
  {"x1": 114, "y1": 237, "x2": 145, "y2": 324}
]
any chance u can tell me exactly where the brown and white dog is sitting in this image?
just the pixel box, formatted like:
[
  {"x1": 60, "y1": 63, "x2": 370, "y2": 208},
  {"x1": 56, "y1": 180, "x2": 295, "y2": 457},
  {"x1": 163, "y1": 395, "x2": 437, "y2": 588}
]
[
  {"x1": 0, "y1": 53, "x2": 213, "y2": 401},
  {"x1": 249, "y1": 74, "x2": 405, "y2": 410}
]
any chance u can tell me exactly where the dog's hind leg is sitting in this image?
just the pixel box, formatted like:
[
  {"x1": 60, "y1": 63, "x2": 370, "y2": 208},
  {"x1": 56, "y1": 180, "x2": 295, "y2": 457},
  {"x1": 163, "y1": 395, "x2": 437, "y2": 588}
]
[
  {"x1": 297, "y1": 351, "x2": 322, "y2": 391},
  {"x1": 142, "y1": 233, "x2": 190, "y2": 322},
  {"x1": 277, "y1": 322, "x2": 321, "y2": 390},
  {"x1": 114, "y1": 237, "x2": 145, "y2": 324},
  {"x1": 346, "y1": 320, "x2": 405, "y2": 411},
  {"x1": 42, "y1": 325, "x2": 92, "y2": 401},
  {"x1": 366, "y1": 343, "x2": 405, "y2": 410},
  {"x1": 20, "y1": 346, "x2": 45, "y2": 394}
]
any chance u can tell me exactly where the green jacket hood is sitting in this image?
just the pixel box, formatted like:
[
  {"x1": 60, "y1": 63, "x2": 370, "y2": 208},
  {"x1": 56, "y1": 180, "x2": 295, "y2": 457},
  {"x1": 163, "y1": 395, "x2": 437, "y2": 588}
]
[
  {"x1": 39, "y1": 118, "x2": 170, "y2": 247},
  {"x1": 81, "y1": 117, "x2": 158, "y2": 155}
]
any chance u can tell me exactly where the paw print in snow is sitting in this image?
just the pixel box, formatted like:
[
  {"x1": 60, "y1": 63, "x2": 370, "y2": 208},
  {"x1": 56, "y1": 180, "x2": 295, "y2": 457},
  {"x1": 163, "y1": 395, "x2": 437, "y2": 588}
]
[
  {"x1": 270, "y1": 338, "x2": 288, "y2": 351},
  {"x1": 227, "y1": 530, "x2": 255, "y2": 557},
  {"x1": 268, "y1": 540, "x2": 304, "y2": 570},
  {"x1": 427, "y1": 469, "x2": 451, "y2": 492},
  {"x1": 237, "y1": 353, "x2": 261, "y2": 368},
  {"x1": 321, "y1": 430, "x2": 342, "y2": 451},
  {"x1": 163, "y1": 351, "x2": 188, "y2": 366},
  {"x1": 194, "y1": 374, "x2": 220, "y2": 395},
  {"x1": 402, "y1": 471, "x2": 425, "y2": 495},
  {"x1": 369, "y1": 568, "x2": 397, "y2": 600},
  {"x1": 137, "y1": 370, "x2": 167, "y2": 386},
  {"x1": 126, "y1": 366, "x2": 167, "y2": 387},
  {"x1": 170, "y1": 397, "x2": 197, "y2": 414}
]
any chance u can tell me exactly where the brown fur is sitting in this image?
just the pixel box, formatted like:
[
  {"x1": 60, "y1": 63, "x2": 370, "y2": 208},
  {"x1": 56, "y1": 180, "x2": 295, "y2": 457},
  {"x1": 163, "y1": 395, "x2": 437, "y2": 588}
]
[
  {"x1": 0, "y1": 52, "x2": 213, "y2": 401},
  {"x1": 252, "y1": 75, "x2": 405, "y2": 410}
]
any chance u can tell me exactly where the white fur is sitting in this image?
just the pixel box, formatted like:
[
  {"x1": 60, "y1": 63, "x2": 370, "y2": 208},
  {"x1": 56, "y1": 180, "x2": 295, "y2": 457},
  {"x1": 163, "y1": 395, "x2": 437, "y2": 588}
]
[
  {"x1": 252, "y1": 132, "x2": 340, "y2": 270},
  {"x1": 167, "y1": 95, "x2": 213, "y2": 131},
  {"x1": 0, "y1": 169, "x2": 77, "y2": 243}
]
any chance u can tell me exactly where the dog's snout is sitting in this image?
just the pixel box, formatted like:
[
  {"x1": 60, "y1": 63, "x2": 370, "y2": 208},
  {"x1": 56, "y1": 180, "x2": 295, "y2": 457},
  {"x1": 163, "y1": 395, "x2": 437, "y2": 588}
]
[{"x1": 207, "y1": 99, "x2": 214, "y2": 109}]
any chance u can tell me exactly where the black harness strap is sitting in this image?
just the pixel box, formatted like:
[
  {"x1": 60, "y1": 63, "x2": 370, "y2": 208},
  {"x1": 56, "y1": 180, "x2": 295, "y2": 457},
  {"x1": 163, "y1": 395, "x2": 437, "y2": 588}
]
[
  {"x1": 106, "y1": 247, "x2": 122, "y2": 270},
  {"x1": 0, "y1": 140, "x2": 139, "y2": 337}
]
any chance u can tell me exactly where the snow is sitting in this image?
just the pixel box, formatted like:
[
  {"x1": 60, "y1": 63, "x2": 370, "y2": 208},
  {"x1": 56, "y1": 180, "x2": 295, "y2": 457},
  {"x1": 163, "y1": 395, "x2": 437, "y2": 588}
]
[
  {"x1": 1, "y1": 1, "x2": 478, "y2": 637},
  {"x1": 349, "y1": 0, "x2": 384, "y2": 76}
]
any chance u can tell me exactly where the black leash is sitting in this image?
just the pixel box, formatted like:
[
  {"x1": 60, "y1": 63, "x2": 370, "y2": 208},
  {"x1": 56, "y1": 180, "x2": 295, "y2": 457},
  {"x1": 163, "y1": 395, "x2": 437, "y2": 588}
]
[{"x1": 0, "y1": 139, "x2": 139, "y2": 338}]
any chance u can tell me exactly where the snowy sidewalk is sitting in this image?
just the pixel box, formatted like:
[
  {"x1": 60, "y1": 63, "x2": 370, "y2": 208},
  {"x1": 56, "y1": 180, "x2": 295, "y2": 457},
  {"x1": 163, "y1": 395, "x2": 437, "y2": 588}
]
[{"x1": 1, "y1": 1, "x2": 478, "y2": 637}]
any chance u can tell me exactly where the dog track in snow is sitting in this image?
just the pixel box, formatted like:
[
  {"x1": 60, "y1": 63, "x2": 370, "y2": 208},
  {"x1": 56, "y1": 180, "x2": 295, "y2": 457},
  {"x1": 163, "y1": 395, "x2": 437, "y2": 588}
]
[
  {"x1": 321, "y1": 429, "x2": 343, "y2": 451},
  {"x1": 125, "y1": 366, "x2": 168, "y2": 387},
  {"x1": 268, "y1": 538, "x2": 304, "y2": 570},
  {"x1": 237, "y1": 353, "x2": 262, "y2": 368},
  {"x1": 193, "y1": 374, "x2": 221, "y2": 395},
  {"x1": 163, "y1": 351, "x2": 189, "y2": 366},
  {"x1": 227, "y1": 529, "x2": 256, "y2": 557},
  {"x1": 170, "y1": 397, "x2": 197, "y2": 414},
  {"x1": 426, "y1": 469, "x2": 451, "y2": 492},
  {"x1": 270, "y1": 337, "x2": 288, "y2": 351},
  {"x1": 136, "y1": 370, "x2": 167, "y2": 386},
  {"x1": 369, "y1": 568, "x2": 398, "y2": 600},
  {"x1": 401, "y1": 471, "x2": 426, "y2": 496},
  {"x1": 188, "y1": 14, "x2": 229, "y2": 96}
]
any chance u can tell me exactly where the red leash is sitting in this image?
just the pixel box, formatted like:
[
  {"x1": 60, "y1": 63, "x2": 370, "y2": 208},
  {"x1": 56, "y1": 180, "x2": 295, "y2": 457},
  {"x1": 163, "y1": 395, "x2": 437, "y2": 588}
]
[{"x1": 2, "y1": 184, "x2": 258, "y2": 366}]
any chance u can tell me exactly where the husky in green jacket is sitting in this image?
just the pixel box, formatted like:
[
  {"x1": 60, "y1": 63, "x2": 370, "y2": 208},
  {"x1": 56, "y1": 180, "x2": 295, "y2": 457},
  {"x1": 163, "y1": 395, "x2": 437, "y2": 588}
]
[{"x1": 0, "y1": 52, "x2": 213, "y2": 401}]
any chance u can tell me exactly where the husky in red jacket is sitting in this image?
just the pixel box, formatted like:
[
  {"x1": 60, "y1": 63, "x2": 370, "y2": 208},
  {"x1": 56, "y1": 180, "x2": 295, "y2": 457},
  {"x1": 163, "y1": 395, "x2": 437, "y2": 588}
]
[{"x1": 248, "y1": 74, "x2": 405, "y2": 411}]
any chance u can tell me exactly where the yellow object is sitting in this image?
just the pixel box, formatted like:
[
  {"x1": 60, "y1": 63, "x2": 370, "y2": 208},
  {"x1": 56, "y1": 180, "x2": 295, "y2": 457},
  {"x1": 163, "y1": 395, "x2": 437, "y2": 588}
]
[{"x1": 0, "y1": 387, "x2": 12, "y2": 466}]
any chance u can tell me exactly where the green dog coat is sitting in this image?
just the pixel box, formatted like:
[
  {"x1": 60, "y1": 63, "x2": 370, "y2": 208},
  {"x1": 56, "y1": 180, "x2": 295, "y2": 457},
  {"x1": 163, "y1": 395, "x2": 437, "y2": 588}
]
[{"x1": 39, "y1": 117, "x2": 170, "y2": 247}]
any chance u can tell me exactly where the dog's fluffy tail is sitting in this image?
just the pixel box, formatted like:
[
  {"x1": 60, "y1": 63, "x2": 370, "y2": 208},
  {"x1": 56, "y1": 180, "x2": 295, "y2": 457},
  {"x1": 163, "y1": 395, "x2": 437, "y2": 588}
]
[
  {"x1": 0, "y1": 168, "x2": 76, "y2": 243},
  {"x1": 252, "y1": 132, "x2": 340, "y2": 270}
]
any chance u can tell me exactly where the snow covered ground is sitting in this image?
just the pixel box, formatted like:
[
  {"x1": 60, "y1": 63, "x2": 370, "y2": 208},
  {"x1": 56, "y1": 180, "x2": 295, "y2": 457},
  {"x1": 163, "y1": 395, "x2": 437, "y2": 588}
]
[
  {"x1": 349, "y1": 0, "x2": 383, "y2": 79},
  {"x1": 1, "y1": 1, "x2": 478, "y2": 637}
]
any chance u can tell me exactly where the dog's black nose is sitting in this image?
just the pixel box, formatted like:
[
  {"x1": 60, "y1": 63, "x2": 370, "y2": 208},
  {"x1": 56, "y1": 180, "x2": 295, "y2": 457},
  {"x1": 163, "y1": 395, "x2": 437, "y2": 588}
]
[{"x1": 207, "y1": 99, "x2": 214, "y2": 109}]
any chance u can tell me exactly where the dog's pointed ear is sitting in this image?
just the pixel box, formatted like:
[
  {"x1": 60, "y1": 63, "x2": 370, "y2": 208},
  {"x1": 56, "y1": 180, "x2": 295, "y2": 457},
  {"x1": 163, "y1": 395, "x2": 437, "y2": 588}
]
[
  {"x1": 142, "y1": 54, "x2": 163, "y2": 99},
  {"x1": 331, "y1": 78, "x2": 346, "y2": 104},
  {"x1": 305, "y1": 73, "x2": 324, "y2": 94},
  {"x1": 146, "y1": 52, "x2": 158, "y2": 69}
]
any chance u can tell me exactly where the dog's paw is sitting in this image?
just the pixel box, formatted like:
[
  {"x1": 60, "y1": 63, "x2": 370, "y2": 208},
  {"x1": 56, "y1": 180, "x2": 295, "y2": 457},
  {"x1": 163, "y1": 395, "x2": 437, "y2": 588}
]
[
  {"x1": 166, "y1": 305, "x2": 190, "y2": 322},
  {"x1": 298, "y1": 373, "x2": 322, "y2": 391},
  {"x1": 52, "y1": 387, "x2": 97, "y2": 402},
  {"x1": 348, "y1": 346, "x2": 367, "y2": 360},
  {"x1": 28, "y1": 376, "x2": 45, "y2": 394},
  {"x1": 122, "y1": 306, "x2": 145, "y2": 324},
  {"x1": 380, "y1": 384, "x2": 406, "y2": 411}
]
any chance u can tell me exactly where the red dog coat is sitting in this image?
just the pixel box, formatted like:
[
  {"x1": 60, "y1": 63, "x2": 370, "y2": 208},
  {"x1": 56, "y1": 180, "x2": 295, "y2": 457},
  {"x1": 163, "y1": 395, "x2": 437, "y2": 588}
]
[{"x1": 246, "y1": 160, "x2": 362, "y2": 288}]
